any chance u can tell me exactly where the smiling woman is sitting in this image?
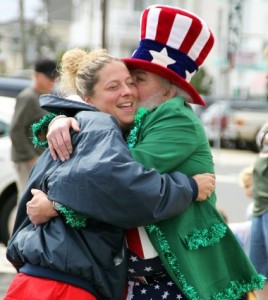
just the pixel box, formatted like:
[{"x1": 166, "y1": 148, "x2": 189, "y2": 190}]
[{"x1": 57, "y1": 48, "x2": 138, "y2": 130}]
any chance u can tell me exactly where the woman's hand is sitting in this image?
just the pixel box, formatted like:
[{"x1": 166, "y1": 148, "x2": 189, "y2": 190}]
[
  {"x1": 26, "y1": 189, "x2": 59, "y2": 225},
  {"x1": 47, "y1": 116, "x2": 80, "y2": 161},
  {"x1": 193, "y1": 173, "x2": 215, "y2": 201}
]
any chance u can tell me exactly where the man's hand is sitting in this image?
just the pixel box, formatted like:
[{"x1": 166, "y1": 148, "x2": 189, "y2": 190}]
[
  {"x1": 26, "y1": 189, "x2": 59, "y2": 225},
  {"x1": 47, "y1": 116, "x2": 80, "y2": 161},
  {"x1": 193, "y1": 173, "x2": 215, "y2": 201}
]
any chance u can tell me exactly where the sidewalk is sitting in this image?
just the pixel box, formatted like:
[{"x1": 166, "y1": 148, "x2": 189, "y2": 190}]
[{"x1": 0, "y1": 244, "x2": 15, "y2": 299}]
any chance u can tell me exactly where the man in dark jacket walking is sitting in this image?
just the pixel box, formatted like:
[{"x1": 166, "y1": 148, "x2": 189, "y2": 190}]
[{"x1": 9, "y1": 59, "x2": 58, "y2": 197}]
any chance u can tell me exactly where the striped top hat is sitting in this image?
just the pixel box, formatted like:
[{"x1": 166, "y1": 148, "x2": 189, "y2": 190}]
[{"x1": 123, "y1": 5, "x2": 215, "y2": 106}]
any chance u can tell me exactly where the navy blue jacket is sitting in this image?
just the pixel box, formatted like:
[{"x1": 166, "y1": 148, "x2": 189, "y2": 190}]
[{"x1": 7, "y1": 94, "x2": 194, "y2": 300}]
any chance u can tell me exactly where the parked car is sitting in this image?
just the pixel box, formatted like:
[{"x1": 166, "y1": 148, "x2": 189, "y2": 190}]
[
  {"x1": 190, "y1": 95, "x2": 220, "y2": 118},
  {"x1": 0, "y1": 96, "x2": 18, "y2": 245},
  {"x1": 201, "y1": 100, "x2": 237, "y2": 147},
  {"x1": 231, "y1": 101, "x2": 268, "y2": 151},
  {"x1": 201, "y1": 99, "x2": 268, "y2": 151},
  {"x1": 0, "y1": 76, "x2": 31, "y2": 97}
]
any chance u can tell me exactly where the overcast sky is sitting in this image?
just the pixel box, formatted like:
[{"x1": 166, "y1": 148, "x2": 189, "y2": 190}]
[{"x1": 0, "y1": 0, "x2": 42, "y2": 22}]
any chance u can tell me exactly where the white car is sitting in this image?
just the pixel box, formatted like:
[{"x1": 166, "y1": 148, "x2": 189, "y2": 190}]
[
  {"x1": 0, "y1": 96, "x2": 18, "y2": 245},
  {"x1": 201, "y1": 99, "x2": 268, "y2": 151}
]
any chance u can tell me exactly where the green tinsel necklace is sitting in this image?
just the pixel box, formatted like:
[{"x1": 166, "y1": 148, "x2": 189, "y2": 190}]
[{"x1": 127, "y1": 107, "x2": 150, "y2": 149}]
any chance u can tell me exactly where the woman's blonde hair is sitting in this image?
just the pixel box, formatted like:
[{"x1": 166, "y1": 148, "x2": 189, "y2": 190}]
[{"x1": 59, "y1": 48, "x2": 119, "y2": 98}]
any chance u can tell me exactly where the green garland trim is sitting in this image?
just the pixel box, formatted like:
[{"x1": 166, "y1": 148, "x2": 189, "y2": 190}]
[
  {"x1": 146, "y1": 224, "x2": 201, "y2": 300},
  {"x1": 210, "y1": 274, "x2": 266, "y2": 300},
  {"x1": 146, "y1": 224, "x2": 266, "y2": 300},
  {"x1": 127, "y1": 107, "x2": 150, "y2": 149},
  {"x1": 185, "y1": 222, "x2": 227, "y2": 250},
  {"x1": 59, "y1": 205, "x2": 87, "y2": 229},
  {"x1": 32, "y1": 113, "x2": 58, "y2": 148}
]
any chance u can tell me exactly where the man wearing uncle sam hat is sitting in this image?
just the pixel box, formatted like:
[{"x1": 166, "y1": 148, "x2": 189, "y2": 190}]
[
  {"x1": 123, "y1": 4, "x2": 214, "y2": 106},
  {"x1": 123, "y1": 5, "x2": 265, "y2": 300}
]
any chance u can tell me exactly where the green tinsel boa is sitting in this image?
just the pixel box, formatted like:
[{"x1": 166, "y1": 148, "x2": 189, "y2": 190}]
[
  {"x1": 184, "y1": 222, "x2": 227, "y2": 250},
  {"x1": 32, "y1": 113, "x2": 58, "y2": 148},
  {"x1": 59, "y1": 206, "x2": 87, "y2": 229},
  {"x1": 127, "y1": 107, "x2": 150, "y2": 149}
]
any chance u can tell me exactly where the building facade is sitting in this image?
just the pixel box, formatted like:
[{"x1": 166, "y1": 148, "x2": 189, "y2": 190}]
[
  {"x1": 0, "y1": 0, "x2": 267, "y2": 97},
  {"x1": 60, "y1": 0, "x2": 268, "y2": 98}
]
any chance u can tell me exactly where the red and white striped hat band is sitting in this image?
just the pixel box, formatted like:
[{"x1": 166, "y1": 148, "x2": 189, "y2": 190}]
[{"x1": 123, "y1": 5, "x2": 215, "y2": 106}]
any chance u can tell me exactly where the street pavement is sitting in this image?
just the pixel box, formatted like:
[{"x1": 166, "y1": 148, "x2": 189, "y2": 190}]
[
  {"x1": 211, "y1": 147, "x2": 257, "y2": 223},
  {"x1": 0, "y1": 147, "x2": 258, "y2": 298}
]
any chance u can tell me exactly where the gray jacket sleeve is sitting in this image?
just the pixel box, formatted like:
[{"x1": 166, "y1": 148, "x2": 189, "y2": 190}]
[{"x1": 45, "y1": 113, "x2": 193, "y2": 228}]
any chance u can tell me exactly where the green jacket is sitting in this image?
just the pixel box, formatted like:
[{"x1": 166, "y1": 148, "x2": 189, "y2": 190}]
[{"x1": 129, "y1": 96, "x2": 264, "y2": 300}]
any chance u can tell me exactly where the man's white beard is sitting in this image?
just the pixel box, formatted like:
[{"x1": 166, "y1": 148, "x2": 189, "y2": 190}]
[{"x1": 138, "y1": 90, "x2": 163, "y2": 110}]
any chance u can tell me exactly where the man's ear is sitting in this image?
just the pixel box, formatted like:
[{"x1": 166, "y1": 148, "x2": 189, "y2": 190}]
[{"x1": 163, "y1": 84, "x2": 176, "y2": 100}]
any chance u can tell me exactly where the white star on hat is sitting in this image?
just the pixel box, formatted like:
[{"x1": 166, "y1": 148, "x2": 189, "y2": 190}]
[
  {"x1": 149, "y1": 47, "x2": 176, "y2": 67},
  {"x1": 185, "y1": 70, "x2": 196, "y2": 82}
]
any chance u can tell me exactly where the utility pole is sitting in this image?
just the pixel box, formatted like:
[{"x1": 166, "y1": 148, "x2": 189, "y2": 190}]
[
  {"x1": 225, "y1": 0, "x2": 244, "y2": 97},
  {"x1": 19, "y1": 0, "x2": 27, "y2": 68},
  {"x1": 101, "y1": 0, "x2": 107, "y2": 49},
  {"x1": 227, "y1": 0, "x2": 243, "y2": 68},
  {"x1": 264, "y1": 46, "x2": 268, "y2": 101}
]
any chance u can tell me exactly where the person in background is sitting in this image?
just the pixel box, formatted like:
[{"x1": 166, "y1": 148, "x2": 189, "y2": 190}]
[
  {"x1": 239, "y1": 166, "x2": 253, "y2": 198},
  {"x1": 249, "y1": 122, "x2": 268, "y2": 300},
  {"x1": 219, "y1": 166, "x2": 255, "y2": 300},
  {"x1": 5, "y1": 48, "x2": 214, "y2": 300},
  {"x1": 28, "y1": 5, "x2": 265, "y2": 300},
  {"x1": 226, "y1": 165, "x2": 253, "y2": 255},
  {"x1": 238, "y1": 165, "x2": 254, "y2": 219},
  {"x1": 9, "y1": 58, "x2": 59, "y2": 196},
  {"x1": 218, "y1": 208, "x2": 255, "y2": 300}
]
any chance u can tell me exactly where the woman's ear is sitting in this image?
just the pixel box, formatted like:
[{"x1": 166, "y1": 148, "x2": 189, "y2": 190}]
[{"x1": 84, "y1": 95, "x2": 91, "y2": 104}]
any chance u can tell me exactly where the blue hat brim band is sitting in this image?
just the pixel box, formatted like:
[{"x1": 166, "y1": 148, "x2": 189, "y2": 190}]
[{"x1": 132, "y1": 39, "x2": 198, "y2": 80}]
